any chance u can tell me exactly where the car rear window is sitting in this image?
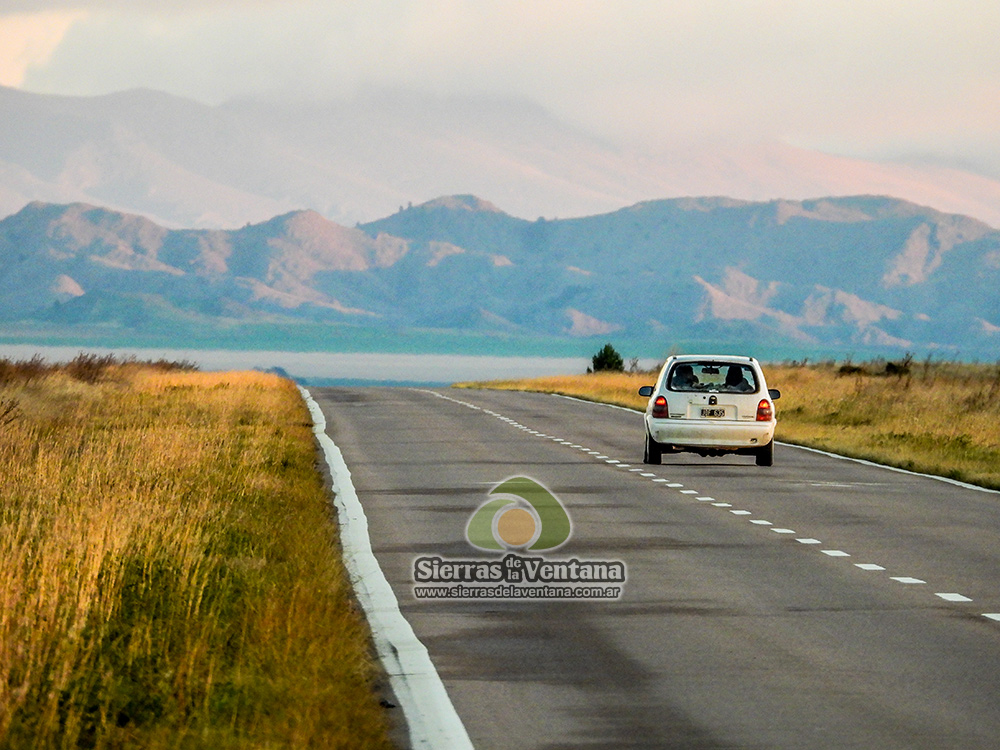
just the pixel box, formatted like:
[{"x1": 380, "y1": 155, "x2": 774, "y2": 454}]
[{"x1": 667, "y1": 362, "x2": 759, "y2": 393}]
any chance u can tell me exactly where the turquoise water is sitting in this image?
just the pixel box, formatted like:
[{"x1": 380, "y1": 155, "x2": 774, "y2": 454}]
[{"x1": 0, "y1": 343, "x2": 616, "y2": 385}]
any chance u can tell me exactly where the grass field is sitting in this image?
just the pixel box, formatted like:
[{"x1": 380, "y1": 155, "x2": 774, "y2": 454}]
[
  {"x1": 455, "y1": 357, "x2": 1000, "y2": 491},
  {"x1": 0, "y1": 355, "x2": 392, "y2": 749}
]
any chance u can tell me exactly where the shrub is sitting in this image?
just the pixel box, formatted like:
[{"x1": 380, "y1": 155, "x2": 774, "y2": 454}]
[
  {"x1": 65, "y1": 352, "x2": 121, "y2": 383},
  {"x1": 590, "y1": 343, "x2": 624, "y2": 373},
  {"x1": 0, "y1": 355, "x2": 52, "y2": 385}
]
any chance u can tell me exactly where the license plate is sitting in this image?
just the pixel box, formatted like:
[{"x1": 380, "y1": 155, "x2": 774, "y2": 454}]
[{"x1": 701, "y1": 408, "x2": 726, "y2": 418}]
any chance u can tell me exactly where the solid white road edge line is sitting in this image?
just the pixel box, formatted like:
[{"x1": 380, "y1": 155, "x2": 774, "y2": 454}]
[
  {"x1": 300, "y1": 387, "x2": 474, "y2": 750},
  {"x1": 550, "y1": 393, "x2": 1000, "y2": 495}
]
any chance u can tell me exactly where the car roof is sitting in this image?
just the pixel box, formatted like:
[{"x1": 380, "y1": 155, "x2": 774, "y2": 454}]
[{"x1": 667, "y1": 354, "x2": 757, "y2": 364}]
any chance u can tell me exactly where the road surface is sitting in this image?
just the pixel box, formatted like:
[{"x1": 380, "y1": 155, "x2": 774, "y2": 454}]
[{"x1": 311, "y1": 386, "x2": 1000, "y2": 750}]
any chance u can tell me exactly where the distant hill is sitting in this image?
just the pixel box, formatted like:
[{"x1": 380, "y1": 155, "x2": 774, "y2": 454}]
[
  {"x1": 4, "y1": 86, "x2": 1000, "y2": 230},
  {"x1": 1, "y1": 196, "x2": 998, "y2": 357}
]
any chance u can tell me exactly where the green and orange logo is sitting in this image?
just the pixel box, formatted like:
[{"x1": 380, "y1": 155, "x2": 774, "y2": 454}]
[
  {"x1": 465, "y1": 476, "x2": 572, "y2": 552},
  {"x1": 413, "y1": 475, "x2": 625, "y2": 600}
]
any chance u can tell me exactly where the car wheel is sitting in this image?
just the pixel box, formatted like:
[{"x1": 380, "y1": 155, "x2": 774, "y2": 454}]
[
  {"x1": 644, "y1": 431, "x2": 662, "y2": 465},
  {"x1": 755, "y1": 440, "x2": 774, "y2": 467}
]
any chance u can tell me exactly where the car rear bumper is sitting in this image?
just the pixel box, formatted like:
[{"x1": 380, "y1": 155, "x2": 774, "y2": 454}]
[{"x1": 647, "y1": 418, "x2": 775, "y2": 450}]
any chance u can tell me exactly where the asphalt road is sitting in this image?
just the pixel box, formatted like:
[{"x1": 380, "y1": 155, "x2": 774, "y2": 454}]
[{"x1": 311, "y1": 386, "x2": 1000, "y2": 750}]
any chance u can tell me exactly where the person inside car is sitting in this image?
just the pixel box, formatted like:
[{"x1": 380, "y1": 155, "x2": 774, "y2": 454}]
[
  {"x1": 725, "y1": 365, "x2": 753, "y2": 392},
  {"x1": 671, "y1": 364, "x2": 699, "y2": 390}
]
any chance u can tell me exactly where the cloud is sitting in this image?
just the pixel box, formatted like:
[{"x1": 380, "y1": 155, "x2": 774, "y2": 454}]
[
  {"x1": 0, "y1": 10, "x2": 85, "y2": 87},
  {"x1": 6, "y1": 0, "x2": 1000, "y2": 174},
  {"x1": 0, "y1": 0, "x2": 277, "y2": 9}
]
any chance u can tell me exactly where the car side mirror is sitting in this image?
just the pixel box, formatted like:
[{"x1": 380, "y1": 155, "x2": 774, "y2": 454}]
[
  {"x1": 768, "y1": 388, "x2": 781, "y2": 400},
  {"x1": 638, "y1": 386, "x2": 654, "y2": 397}
]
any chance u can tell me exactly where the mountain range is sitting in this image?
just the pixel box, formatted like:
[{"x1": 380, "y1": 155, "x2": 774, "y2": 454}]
[
  {"x1": 1, "y1": 195, "x2": 997, "y2": 358},
  {"x1": 3, "y1": 85, "x2": 1000, "y2": 232}
]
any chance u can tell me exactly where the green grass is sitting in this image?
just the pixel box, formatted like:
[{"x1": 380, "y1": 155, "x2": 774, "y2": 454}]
[{"x1": 0, "y1": 358, "x2": 393, "y2": 748}]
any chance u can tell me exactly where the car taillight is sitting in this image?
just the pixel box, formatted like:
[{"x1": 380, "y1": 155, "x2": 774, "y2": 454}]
[
  {"x1": 652, "y1": 395, "x2": 669, "y2": 417},
  {"x1": 756, "y1": 399, "x2": 773, "y2": 421}
]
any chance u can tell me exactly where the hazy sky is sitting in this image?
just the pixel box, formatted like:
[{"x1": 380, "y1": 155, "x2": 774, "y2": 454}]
[{"x1": 2, "y1": 0, "x2": 998, "y2": 173}]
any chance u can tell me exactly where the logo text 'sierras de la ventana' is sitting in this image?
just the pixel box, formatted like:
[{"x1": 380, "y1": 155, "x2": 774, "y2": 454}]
[{"x1": 412, "y1": 476, "x2": 626, "y2": 601}]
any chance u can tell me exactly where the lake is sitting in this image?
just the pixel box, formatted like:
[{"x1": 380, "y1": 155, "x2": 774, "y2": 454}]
[{"x1": 0, "y1": 343, "x2": 632, "y2": 385}]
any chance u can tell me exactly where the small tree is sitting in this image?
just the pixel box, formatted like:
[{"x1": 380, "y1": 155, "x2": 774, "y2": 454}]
[{"x1": 590, "y1": 343, "x2": 624, "y2": 373}]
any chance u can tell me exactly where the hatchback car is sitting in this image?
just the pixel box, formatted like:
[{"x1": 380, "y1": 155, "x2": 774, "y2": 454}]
[{"x1": 638, "y1": 355, "x2": 780, "y2": 466}]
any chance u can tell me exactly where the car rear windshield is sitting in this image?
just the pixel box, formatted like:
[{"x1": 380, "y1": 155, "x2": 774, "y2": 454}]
[{"x1": 667, "y1": 362, "x2": 759, "y2": 393}]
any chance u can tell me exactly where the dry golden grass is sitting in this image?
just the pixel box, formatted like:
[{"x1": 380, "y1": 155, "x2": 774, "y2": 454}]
[
  {"x1": 0, "y1": 360, "x2": 392, "y2": 748},
  {"x1": 456, "y1": 360, "x2": 1000, "y2": 490},
  {"x1": 767, "y1": 361, "x2": 1000, "y2": 489}
]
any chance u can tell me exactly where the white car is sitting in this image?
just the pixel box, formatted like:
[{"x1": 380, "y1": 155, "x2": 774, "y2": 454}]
[{"x1": 638, "y1": 355, "x2": 780, "y2": 466}]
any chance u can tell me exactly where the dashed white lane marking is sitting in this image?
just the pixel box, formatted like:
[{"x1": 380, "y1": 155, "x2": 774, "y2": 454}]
[
  {"x1": 937, "y1": 593, "x2": 973, "y2": 602},
  {"x1": 420, "y1": 389, "x2": 996, "y2": 625}
]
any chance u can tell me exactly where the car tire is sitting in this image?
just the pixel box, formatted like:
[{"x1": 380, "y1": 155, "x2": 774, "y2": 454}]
[
  {"x1": 755, "y1": 440, "x2": 774, "y2": 467},
  {"x1": 644, "y1": 431, "x2": 662, "y2": 465}
]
